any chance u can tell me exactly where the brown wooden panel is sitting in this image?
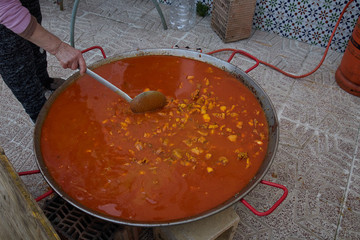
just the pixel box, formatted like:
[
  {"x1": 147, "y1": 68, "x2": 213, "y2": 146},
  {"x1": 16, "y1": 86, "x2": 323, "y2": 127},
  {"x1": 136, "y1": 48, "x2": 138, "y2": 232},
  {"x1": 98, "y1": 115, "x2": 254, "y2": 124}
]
[
  {"x1": 211, "y1": 0, "x2": 257, "y2": 42},
  {"x1": 0, "y1": 147, "x2": 59, "y2": 240}
]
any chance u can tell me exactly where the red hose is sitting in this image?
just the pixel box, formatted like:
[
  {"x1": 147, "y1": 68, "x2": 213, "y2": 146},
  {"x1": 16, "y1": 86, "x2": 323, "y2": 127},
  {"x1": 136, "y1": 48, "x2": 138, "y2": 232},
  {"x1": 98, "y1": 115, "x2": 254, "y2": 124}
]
[{"x1": 207, "y1": 0, "x2": 355, "y2": 78}]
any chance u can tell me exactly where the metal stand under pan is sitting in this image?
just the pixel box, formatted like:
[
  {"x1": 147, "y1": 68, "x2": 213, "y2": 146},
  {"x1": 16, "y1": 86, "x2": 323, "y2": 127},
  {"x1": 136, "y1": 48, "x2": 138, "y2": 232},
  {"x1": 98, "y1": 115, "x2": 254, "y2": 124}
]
[{"x1": 42, "y1": 194, "x2": 151, "y2": 240}]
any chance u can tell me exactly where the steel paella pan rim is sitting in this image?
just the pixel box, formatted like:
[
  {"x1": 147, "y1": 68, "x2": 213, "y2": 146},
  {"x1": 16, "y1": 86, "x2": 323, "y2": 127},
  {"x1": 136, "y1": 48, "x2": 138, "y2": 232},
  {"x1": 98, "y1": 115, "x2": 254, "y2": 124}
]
[{"x1": 34, "y1": 48, "x2": 279, "y2": 227}]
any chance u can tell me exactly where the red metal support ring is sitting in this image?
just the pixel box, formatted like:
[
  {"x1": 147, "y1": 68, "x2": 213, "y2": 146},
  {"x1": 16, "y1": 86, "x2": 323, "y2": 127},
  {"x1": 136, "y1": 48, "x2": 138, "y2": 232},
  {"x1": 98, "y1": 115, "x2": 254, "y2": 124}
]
[{"x1": 240, "y1": 180, "x2": 288, "y2": 216}]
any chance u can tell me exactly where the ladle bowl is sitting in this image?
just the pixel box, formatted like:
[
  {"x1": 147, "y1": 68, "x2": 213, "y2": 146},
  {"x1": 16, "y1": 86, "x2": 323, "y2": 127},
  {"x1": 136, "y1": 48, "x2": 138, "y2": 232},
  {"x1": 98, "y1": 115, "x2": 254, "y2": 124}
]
[{"x1": 86, "y1": 68, "x2": 167, "y2": 113}]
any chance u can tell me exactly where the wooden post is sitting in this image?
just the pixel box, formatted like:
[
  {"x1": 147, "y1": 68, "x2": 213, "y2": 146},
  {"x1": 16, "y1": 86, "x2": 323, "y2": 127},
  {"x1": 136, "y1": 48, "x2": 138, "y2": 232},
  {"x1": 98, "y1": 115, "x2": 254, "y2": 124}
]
[{"x1": 0, "y1": 147, "x2": 60, "y2": 240}]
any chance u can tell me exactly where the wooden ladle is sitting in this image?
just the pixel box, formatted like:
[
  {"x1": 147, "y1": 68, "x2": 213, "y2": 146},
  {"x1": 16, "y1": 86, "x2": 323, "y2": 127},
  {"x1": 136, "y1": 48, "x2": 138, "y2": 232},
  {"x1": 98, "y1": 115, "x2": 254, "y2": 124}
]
[{"x1": 86, "y1": 68, "x2": 167, "y2": 113}]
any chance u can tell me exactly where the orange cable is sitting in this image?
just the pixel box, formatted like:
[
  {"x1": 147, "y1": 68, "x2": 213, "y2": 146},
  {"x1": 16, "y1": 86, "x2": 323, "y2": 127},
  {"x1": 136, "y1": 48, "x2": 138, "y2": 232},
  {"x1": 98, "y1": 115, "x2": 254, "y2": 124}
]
[{"x1": 207, "y1": 0, "x2": 355, "y2": 79}]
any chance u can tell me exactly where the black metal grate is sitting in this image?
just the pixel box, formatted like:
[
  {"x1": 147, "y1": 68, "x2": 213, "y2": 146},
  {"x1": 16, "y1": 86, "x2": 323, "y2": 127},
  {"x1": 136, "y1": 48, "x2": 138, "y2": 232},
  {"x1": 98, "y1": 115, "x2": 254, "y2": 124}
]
[{"x1": 42, "y1": 194, "x2": 144, "y2": 240}]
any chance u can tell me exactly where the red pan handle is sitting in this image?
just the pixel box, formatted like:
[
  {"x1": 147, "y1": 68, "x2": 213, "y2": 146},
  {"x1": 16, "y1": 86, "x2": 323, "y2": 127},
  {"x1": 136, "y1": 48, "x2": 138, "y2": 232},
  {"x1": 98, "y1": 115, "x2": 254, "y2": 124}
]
[
  {"x1": 240, "y1": 180, "x2": 288, "y2": 216},
  {"x1": 207, "y1": 48, "x2": 260, "y2": 73},
  {"x1": 35, "y1": 189, "x2": 54, "y2": 202},
  {"x1": 81, "y1": 45, "x2": 107, "y2": 59},
  {"x1": 226, "y1": 50, "x2": 260, "y2": 73},
  {"x1": 18, "y1": 170, "x2": 55, "y2": 202},
  {"x1": 18, "y1": 169, "x2": 40, "y2": 176}
]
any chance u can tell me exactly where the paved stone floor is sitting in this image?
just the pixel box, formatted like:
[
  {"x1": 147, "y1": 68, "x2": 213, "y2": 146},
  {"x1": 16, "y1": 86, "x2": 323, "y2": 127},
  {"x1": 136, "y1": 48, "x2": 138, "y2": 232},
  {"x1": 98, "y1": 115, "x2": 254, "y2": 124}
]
[{"x1": 1, "y1": 0, "x2": 360, "y2": 239}]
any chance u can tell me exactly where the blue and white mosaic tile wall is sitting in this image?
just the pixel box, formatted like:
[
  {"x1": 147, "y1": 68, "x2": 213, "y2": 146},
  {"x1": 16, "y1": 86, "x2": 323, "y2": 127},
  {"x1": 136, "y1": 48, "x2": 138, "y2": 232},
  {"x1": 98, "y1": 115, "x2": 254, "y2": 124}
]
[
  {"x1": 161, "y1": 0, "x2": 360, "y2": 52},
  {"x1": 253, "y1": 0, "x2": 360, "y2": 52}
]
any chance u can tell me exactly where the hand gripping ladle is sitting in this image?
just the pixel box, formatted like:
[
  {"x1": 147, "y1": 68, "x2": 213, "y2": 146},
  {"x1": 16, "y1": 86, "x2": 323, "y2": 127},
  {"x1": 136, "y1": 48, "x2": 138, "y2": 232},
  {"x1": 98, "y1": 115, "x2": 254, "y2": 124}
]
[{"x1": 86, "y1": 68, "x2": 167, "y2": 113}]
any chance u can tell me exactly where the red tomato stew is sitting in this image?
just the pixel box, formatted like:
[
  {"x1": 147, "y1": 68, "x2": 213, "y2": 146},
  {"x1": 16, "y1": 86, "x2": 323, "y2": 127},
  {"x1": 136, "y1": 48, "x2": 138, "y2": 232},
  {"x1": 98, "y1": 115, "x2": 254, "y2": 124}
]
[{"x1": 41, "y1": 55, "x2": 269, "y2": 222}]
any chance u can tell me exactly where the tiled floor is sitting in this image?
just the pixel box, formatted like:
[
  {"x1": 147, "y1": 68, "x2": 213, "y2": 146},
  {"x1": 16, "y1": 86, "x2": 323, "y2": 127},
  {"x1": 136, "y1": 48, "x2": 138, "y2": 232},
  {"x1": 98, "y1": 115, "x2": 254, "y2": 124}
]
[{"x1": 1, "y1": 0, "x2": 360, "y2": 239}]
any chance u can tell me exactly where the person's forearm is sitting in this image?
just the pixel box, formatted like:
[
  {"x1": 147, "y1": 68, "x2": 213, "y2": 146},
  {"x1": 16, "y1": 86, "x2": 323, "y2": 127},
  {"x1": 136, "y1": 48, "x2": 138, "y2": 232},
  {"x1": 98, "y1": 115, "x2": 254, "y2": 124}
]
[
  {"x1": 18, "y1": 17, "x2": 86, "y2": 74},
  {"x1": 20, "y1": 17, "x2": 63, "y2": 55}
]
